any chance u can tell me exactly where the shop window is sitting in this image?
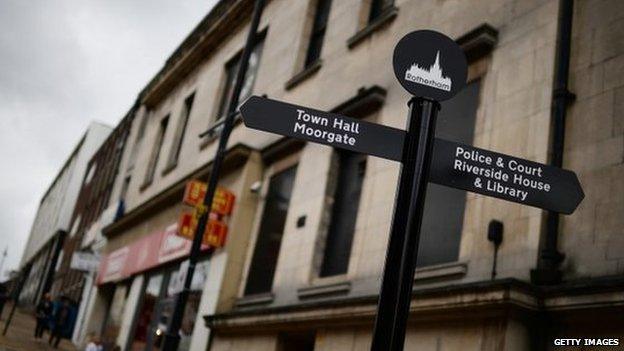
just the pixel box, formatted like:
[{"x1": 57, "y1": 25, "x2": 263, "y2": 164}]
[
  {"x1": 165, "y1": 93, "x2": 195, "y2": 170},
  {"x1": 101, "y1": 284, "x2": 129, "y2": 348},
  {"x1": 278, "y1": 331, "x2": 316, "y2": 351},
  {"x1": 244, "y1": 165, "x2": 298, "y2": 296},
  {"x1": 142, "y1": 116, "x2": 169, "y2": 187},
  {"x1": 127, "y1": 260, "x2": 210, "y2": 351},
  {"x1": 417, "y1": 79, "x2": 481, "y2": 267},
  {"x1": 304, "y1": 0, "x2": 332, "y2": 68},
  {"x1": 320, "y1": 150, "x2": 367, "y2": 277},
  {"x1": 130, "y1": 274, "x2": 165, "y2": 350},
  {"x1": 159, "y1": 260, "x2": 210, "y2": 351}
]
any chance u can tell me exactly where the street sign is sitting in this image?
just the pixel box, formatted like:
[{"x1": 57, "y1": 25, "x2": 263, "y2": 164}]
[
  {"x1": 70, "y1": 251, "x2": 100, "y2": 272},
  {"x1": 393, "y1": 30, "x2": 467, "y2": 101},
  {"x1": 240, "y1": 96, "x2": 406, "y2": 161},
  {"x1": 429, "y1": 138, "x2": 584, "y2": 214},
  {"x1": 241, "y1": 94, "x2": 584, "y2": 213}
]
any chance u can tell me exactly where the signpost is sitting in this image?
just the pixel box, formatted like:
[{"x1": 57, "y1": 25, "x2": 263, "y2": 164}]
[{"x1": 240, "y1": 29, "x2": 584, "y2": 351}]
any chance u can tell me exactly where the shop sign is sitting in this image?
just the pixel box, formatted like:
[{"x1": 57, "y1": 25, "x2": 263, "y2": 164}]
[
  {"x1": 169, "y1": 260, "x2": 189, "y2": 295},
  {"x1": 70, "y1": 251, "x2": 100, "y2": 272},
  {"x1": 96, "y1": 223, "x2": 209, "y2": 284},
  {"x1": 177, "y1": 211, "x2": 228, "y2": 248},
  {"x1": 183, "y1": 180, "x2": 235, "y2": 215}
]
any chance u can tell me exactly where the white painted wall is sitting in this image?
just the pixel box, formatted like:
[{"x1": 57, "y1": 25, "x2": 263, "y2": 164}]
[
  {"x1": 189, "y1": 251, "x2": 227, "y2": 351},
  {"x1": 117, "y1": 274, "x2": 144, "y2": 350},
  {"x1": 20, "y1": 122, "x2": 112, "y2": 266}
]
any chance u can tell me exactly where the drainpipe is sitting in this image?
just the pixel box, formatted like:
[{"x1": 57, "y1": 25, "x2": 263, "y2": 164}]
[{"x1": 531, "y1": 0, "x2": 576, "y2": 285}]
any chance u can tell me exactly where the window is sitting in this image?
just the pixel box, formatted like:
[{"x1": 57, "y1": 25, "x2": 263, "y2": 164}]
[
  {"x1": 417, "y1": 79, "x2": 481, "y2": 267},
  {"x1": 130, "y1": 274, "x2": 165, "y2": 350},
  {"x1": 166, "y1": 93, "x2": 195, "y2": 169},
  {"x1": 69, "y1": 215, "x2": 81, "y2": 237},
  {"x1": 128, "y1": 111, "x2": 150, "y2": 170},
  {"x1": 120, "y1": 176, "x2": 131, "y2": 203},
  {"x1": 278, "y1": 331, "x2": 316, "y2": 351},
  {"x1": 244, "y1": 165, "x2": 297, "y2": 296},
  {"x1": 215, "y1": 36, "x2": 265, "y2": 124},
  {"x1": 143, "y1": 115, "x2": 169, "y2": 186},
  {"x1": 320, "y1": 150, "x2": 367, "y2": 277},
  {"x1": 101, "y1": 284, "x2": 129, "y2": 346},
  {"x1": 368, "y1": 0, "x2": 394, "y2": 23},
  {"x1": 305, "y1": 0, "x2": 332, "y2": 67},
  {"x1": 84, "y1": 163, "x2": 96, "y2": 184}
]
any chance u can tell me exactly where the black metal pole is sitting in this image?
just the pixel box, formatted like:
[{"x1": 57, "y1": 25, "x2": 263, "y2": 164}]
[
  {"x1": 161, "y1": 1, "x2": 266, "y2": 349},
  {"x1": 371, "y1": 98, "x2": 439, "y2": 351}
]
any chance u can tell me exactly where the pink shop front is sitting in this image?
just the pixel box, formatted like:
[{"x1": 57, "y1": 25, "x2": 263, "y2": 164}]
[{"x1": 96, "y1": 223, "x2": 211, "y2": 351}]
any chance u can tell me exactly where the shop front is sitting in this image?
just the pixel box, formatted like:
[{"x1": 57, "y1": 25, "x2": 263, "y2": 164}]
[{"x1": 96, "y1": 224, "x2": 211, "y2": 351}]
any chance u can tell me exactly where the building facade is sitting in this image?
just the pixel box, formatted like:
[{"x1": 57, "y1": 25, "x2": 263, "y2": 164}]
[
  {"x1": 19, "y1": 122, "x2": 111, "y2": 306},
  {"x1": 49, "y1": 106, "x2": 137, "y2": 345},
  {"x1": 71, "y1": 0, "x2": 624, "y2": 350}
]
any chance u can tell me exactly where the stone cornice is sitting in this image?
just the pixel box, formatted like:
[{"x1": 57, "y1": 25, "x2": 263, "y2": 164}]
[
  {"x1": 141, "y1": 0, "x2": 254, "y2": 108},
  {"x1": 204, "y1": 277, "x2": 624, "y2": 333}
]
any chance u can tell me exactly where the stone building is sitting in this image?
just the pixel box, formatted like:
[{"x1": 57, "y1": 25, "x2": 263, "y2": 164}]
[{"x1": 80, "y1": 0, "x2": 624, "y2": 350}]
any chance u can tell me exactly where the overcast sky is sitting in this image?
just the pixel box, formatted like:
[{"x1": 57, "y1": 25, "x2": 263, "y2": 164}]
[{"x1": 0, "y1": 0, "x2": 216, "y2": 279}]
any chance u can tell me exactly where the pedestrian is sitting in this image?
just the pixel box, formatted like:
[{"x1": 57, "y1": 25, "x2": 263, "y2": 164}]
[
  {"x1": 34, "y1": 293, "x2": 52, "y2": 339},
  {"x1": 48, "y1": 296, "x2": 71, "y2": 348},
  {"x1": 84, "y1": 333, "x2": 103, "y2": 351},
  {"x1": 0, "y1": 286, "x2": 8, "y2": 320}
]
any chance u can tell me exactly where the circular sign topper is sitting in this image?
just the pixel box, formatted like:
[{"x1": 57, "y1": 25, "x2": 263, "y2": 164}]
[{"x1": 393, "y1": 30, "x2": 467, "y2": 101}]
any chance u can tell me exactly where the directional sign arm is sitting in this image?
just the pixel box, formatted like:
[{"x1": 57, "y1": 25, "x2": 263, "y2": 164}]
[
  {"x1": 240, "y1": 96, "x2": 406, "y2": 161},
  {"x1": 429, "y1": 138, "x2": 584, "y2": 214}
]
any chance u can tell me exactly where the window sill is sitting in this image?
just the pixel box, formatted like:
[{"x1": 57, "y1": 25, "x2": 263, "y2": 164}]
[
  {"x1": 284, "y1": 60, "x2": 323, "y2": 91},
  {"x1": 235, "y1": 292, "x2": 275, "y2": 308},
  {"x1": 347, "y1": 6, "x2": 399, "y2": 50},
  {"x1": 414, "y1": 261, "x2": 467, "y2": 283},
  {"x1": 139, "y1": 180, "x2": 152, "y2": 192},
  {"x1": 161, "y1": 162, "x2": 177, "y2": 176},
  {"x1": 199, "y1": 113, "x2": 242, "y2": 150},
  {"x1": 297, "y1": 277, "x2": 351, "y2": 300}
]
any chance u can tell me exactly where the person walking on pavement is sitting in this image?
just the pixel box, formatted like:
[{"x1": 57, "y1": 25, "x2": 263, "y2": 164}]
[
  {"x1": 34, "y1": 293, "x2": 52, "y2": 338},
  {"x1": 0, "y1": 286, "x2": 8, "y2": 320},
  {"x1": 48, "y1": 296, "x2": 71, "y2": 348}
]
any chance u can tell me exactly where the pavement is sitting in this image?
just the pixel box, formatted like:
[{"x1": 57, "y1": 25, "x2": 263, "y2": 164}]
[{"x1": 0, "y1": 302, "x2": 77, "y2": 351}]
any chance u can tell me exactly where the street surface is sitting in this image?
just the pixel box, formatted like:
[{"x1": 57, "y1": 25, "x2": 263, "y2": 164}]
[{"x1": 0, "y1": 302, "x2": 77, "y2": 351}]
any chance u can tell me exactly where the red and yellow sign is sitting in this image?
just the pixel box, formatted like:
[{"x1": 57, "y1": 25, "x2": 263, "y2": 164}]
[
  {"x1": 177, "y1": 211, "x2": 228, "y2": 248},
  {"x1": 183, "y1": 180, "x2": 235, "y2": 215},
  {"x1": 178, "y1": 212, "x2": 197, "y2": 239},
  {"x1": 204, "y1": 220, "x2": 228, "y2": 247}
]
